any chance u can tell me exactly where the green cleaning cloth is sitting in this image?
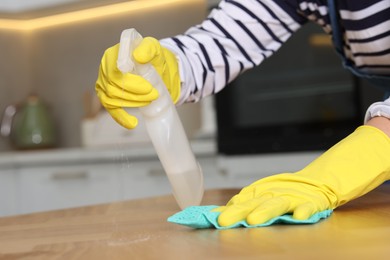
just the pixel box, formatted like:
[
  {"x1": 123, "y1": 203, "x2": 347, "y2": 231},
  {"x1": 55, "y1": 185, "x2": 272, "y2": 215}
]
[{"x1": 167, "y1": 205, "x2": 332, "y2": 229}]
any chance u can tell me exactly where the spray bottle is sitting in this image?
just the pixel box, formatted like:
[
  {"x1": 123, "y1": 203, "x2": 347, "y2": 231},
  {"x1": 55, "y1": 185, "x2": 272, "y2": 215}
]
[{"x1": 117, "y1": 29, "x2": 204, "y2": 209}]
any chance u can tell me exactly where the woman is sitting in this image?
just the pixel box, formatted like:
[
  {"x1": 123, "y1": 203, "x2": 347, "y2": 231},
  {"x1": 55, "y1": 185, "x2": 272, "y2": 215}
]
[{"x1": 96, "y1": 0, "x2": 390, "y2": 227}]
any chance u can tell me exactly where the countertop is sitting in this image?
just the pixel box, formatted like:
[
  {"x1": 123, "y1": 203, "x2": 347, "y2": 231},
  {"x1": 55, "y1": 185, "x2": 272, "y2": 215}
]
[
  {"x1": 1, "y1": 184, "x2": 390, "y2": 259},
  {"x1": 0, "y1": 138, "x2": 217, "y2": 169}
]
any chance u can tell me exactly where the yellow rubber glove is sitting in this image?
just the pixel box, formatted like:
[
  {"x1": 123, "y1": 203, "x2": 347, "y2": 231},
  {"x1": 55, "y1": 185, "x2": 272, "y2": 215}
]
[
  {"x1": 95, "y1": 37, "x2": 181, "y2": 129},
  {"x1": 217, "y1": 125, "x2": 390, "y2": 227}
]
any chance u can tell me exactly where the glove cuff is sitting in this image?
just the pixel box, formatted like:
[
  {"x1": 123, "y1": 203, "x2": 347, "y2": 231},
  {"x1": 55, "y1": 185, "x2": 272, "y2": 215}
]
[{"x1": 298, "y1": 125, "x2": 390, "y2": 207}]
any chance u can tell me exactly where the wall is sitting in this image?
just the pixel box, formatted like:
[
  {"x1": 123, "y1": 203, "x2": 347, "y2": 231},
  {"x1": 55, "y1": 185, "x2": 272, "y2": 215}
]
[
  {"x1": 0, "y1": 0, "x2": 207, "y2": 151},
  {"x1": 0, "y1": 31, "x2": 33, "y2": 99},
  {"x1": 0, "y1": 31, "x2": 34, "y2": 151}
]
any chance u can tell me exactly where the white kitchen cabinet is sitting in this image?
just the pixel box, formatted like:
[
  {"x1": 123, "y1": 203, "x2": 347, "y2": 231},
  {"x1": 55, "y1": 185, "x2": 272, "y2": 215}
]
[
  {"x1": 199, "y1": 156, "x2": 230, "y2": 190},
  {"x1": 121, "y1": 156, "x2": 226, "y2": 201},
  {"x1": 0, "y1": 147, "x2": 324, "y2": 217},
  {"x1": 217, "y1": 152, "x2": 323, "y2": 188},
  {"x1": 18, "y1": 163, "x2": 122, "y2": 214},
  {"x1": 0, "y1": 139, "x2": 227, "y2": 216},
  {"x1": 0, "y1": 144, "x2": 324, "y2": 217},
  {"x1": 0, "y1": 168, "x2": 19, "y2": 216},
  {"x1": 121, "y1": 160, "x2": 172, "y2": 200}
]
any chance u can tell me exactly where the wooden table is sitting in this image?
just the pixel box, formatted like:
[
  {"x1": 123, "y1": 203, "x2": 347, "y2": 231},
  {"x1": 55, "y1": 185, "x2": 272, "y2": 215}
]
[{"x1": 1, "y1": 184, "x2": 390, "y2": 259}]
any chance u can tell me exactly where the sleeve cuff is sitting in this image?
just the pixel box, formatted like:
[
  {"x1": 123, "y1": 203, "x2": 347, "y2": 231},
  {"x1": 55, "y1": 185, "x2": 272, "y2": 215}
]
[{"x1": 364, "y1": 98, "x2": 390, "y2": 123}]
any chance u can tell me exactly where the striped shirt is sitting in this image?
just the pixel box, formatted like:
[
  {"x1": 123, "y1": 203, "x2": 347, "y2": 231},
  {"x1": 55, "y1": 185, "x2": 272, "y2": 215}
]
[{"x1": 160, "y1": 0, "x2": 390, "y2": 104}]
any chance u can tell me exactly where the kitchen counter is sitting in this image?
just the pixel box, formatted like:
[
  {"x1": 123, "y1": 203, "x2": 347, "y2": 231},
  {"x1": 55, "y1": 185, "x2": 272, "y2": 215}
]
[
  {"x1": 1, "y1": 184, "x2": 390, "y2": 259},
  {"x1": 0, "y1": 138, "x2": 217, "y2": 169}
]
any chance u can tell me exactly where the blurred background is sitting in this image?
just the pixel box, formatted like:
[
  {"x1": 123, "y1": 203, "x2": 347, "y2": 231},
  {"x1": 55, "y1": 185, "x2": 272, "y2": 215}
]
[{"x1": 0, "y1": 0, "x2": 214, "y2": 151}]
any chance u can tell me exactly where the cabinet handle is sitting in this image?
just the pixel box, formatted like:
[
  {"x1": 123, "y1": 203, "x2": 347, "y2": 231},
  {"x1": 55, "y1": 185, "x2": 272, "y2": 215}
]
[
  {"x1": 50, "y1": 171, "x2": 89, "y2": 181},
  {"x1": 148, "y1": 168, "x2": 166, "y2": 177}
]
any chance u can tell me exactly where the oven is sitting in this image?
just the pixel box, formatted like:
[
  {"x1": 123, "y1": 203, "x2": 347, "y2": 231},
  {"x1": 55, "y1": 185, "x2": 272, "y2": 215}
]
[{"x1": 215, "y1": 23, "x2": 381, "y2": 156}]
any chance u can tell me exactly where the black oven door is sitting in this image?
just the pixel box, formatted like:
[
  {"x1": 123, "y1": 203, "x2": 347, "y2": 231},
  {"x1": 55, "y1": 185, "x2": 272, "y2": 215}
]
[{"x1": 215, "y1": 23, "x2": 362, "y2": 155}]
